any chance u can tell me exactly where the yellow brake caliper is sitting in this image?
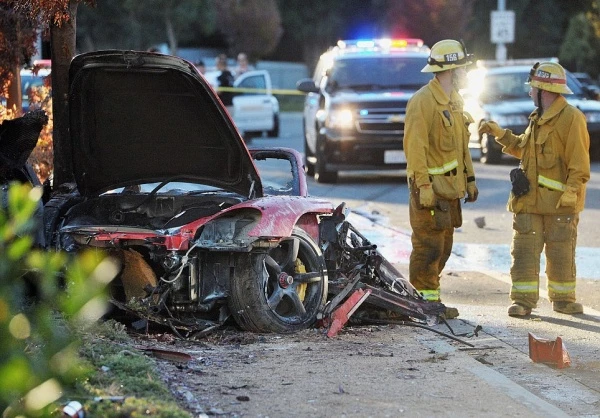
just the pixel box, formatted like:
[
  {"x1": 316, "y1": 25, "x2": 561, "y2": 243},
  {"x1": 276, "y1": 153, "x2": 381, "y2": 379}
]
[{"x1": 295, "y1": 258, "x2": 307, "y2": 301}]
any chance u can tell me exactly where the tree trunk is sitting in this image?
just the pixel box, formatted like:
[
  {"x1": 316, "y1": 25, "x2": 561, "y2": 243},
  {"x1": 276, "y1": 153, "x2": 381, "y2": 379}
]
[
  {"x1": 6, "y1": 65, "x2": 22, "y2": 114},
  {"x1": 50, "y1": 0, "x2": 78, "y2": 187},
  {"x1": 6, "y1": 19, "x2": 22, "y2": 113}
]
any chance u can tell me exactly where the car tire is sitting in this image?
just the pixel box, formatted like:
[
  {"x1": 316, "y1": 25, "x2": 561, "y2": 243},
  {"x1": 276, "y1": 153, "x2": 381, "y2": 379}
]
[
  {"x1": 314, "y1": 134, "x2": 338, "y2": 183},
  {"x1": 267, "y1": 113, "x2": 280, "y2": 138},
  {"x1": 480, "y1": 133, "x2": 502, "y2": 164},
  {"x1": 43, "y1": 193, "x2": 83, "y2": 249},
  {"x1": 228, "y1": 227, "x2": 328, "y2": 333}
]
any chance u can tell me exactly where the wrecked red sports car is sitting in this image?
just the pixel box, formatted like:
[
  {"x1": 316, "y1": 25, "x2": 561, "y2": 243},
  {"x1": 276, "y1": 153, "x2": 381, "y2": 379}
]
[
  {"x1": 42, "y1": 50, "x2": 443, "y2": 337},
  {"x1": 43, "y1": 51, "x2": 334, "y2": 334}
]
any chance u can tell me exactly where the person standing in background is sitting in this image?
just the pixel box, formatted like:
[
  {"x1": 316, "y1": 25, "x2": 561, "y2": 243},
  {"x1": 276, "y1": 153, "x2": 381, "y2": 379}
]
[
  {"x1": 195, "y1": 60, "x2": 206, "y2": 75},
  {"x1": 215, "y1": 54, "x2": 235, "y2": 111},
  {"x1": 234, "y1": 52, "x2": 253, "y2": 78}
]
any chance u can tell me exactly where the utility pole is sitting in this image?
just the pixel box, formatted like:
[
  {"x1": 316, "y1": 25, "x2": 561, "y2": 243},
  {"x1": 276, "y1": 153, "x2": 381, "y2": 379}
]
[{"x1": 496, "y1": 0, "x2": 506, "y2": 62}]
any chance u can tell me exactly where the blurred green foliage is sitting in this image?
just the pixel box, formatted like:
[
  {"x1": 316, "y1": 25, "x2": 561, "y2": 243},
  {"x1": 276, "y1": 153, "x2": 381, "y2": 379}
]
[{"x1": 0, "y1": 182, "x2": 116, "y2": 417}]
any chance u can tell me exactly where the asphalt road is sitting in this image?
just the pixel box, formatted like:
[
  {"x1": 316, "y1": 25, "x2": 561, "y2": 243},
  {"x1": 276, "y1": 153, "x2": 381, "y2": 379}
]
[{"x1": 249, "y1": 112, "x2": 600, "y2": 279}]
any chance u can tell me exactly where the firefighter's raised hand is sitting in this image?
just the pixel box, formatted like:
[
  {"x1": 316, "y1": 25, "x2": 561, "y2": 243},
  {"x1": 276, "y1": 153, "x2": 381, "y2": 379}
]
[
  {"x1": 478, "y1": 121, "x2": 505, "y2": 138},
  {"x1": 419, "y1": 184, "x2": 436, "y2": 208},
  {"x1": 465, "y1": 181, "x2": 478, "y2": 203}
]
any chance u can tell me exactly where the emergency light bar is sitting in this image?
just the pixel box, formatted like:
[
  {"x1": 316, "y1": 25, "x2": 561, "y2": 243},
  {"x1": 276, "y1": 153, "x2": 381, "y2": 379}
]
[{"x1": 337, "y1": 38, "x2": 425, "y2": 50}]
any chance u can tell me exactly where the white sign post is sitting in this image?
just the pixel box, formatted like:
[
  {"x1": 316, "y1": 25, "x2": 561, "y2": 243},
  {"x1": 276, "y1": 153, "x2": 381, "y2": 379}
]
[
  {"x1": 491, "y1": 10, "x2": 515, "y2": 43},
  {"x1": 491, "y1": 10, "x2": 515, "y2": 62}
]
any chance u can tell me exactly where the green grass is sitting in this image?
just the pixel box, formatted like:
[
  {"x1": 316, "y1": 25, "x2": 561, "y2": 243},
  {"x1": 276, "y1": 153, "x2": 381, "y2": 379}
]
[{"x1": 66, "y1": 321, "x2": 191, "y2": 418}]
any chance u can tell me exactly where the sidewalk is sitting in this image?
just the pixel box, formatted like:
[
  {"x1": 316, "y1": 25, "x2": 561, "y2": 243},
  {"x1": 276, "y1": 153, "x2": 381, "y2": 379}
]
[
  {"x1": 343, "y1": 211, "x2": 600, "y2": 417},
  {"x1": 410, "y1": 268, "x2": 600, "y2": 417}
]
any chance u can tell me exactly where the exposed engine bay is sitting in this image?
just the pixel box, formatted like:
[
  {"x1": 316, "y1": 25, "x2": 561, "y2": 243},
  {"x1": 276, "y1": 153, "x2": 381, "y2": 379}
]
[{"x1": 58, "y1": 190, "x2": 246, "y2": 232}]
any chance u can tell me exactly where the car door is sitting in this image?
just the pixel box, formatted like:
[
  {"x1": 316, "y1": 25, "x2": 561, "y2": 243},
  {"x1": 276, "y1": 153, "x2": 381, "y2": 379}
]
[
  {"x1": 232, "y1": 70, "x2": 276, "y2": 135},
  {"x1": 301, "y1": 58, "x2": 329, "y2": 155}
]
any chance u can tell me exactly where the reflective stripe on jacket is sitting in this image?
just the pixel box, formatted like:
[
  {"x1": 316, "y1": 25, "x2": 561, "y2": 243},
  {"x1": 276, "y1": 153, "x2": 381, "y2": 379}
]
[
  {"x1": 495, "y1": 96, "x2": 590, "y2": 214},
  {"x1": 427, "y1": 159, "x2": 458, "y2": 175},
  {"x1": 405, "y1": 78, "x2": 475, "y2": 200},
  {"x1": 538, "y1": 175, "x2": 566, "y2": 192}
]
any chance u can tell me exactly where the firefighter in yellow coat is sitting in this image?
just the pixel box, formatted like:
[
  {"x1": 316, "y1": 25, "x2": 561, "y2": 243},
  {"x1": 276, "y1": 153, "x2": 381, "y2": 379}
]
[
  {"x1": 404, "y1": 39, "x2": 478, "y2": 319},
  {"x1": 480, "y1": 62, "x2": 590, "y2": 317}
]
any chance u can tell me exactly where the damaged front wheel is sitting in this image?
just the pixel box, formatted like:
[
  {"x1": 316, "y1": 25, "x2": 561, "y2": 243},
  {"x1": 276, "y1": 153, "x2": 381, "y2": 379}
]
[{"x1": 228, "y1": 228, "x2": 328, "y2": 333}]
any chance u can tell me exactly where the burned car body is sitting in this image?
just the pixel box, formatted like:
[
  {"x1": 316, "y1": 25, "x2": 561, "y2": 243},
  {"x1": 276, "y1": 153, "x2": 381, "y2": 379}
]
[
  {"x1": 43, "y1": 50, "x2": 442, "y2": 336},
  {"x1": 0, "y1": 110, "x2": 48, "y2": 247}
]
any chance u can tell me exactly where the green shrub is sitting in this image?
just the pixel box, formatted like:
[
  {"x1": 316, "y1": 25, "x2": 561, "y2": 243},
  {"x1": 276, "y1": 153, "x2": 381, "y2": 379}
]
[
  {"x1": 0, "y1": 182, "x2": 115, "y2": 416},
  {"x1": 0, "y1": 182, "x2": 191, "y2": 417}
]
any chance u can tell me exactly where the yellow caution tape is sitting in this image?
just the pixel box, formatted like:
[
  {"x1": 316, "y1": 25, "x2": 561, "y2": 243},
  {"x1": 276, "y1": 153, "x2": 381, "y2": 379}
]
[{"x1": 216, "y1": 86, "x2": 306, "y2": 95}]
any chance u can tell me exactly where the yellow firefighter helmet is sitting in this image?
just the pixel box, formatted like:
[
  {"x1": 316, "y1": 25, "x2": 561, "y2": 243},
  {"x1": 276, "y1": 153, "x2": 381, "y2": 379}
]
[
  {"x1": 526, "y1": 61, "x2": 573, "y2": 94},
  {"x1": 421, "y1": 39, "x2": 474, "y2": 73}
]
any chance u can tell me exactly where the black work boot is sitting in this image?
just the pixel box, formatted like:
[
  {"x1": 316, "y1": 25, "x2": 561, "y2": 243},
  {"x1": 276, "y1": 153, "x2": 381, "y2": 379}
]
[
  {"x1": 442, "y1": 306, "x2": 459, "y2": 319},
  {"x1": 507, "y1": 303, "x2": 532, "y2": 317},
  {"x1": 553, "y1": 301, "x2": 583, "y2": 314}
]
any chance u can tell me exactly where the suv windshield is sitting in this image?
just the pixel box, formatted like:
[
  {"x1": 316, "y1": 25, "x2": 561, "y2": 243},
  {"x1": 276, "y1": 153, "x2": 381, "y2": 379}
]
[
  {"x1": 328, "y1": 56, "x2": 430, "y2": 90},
  {"x1": 480, "y1": 71, "x2": 584, "y2": 103}
]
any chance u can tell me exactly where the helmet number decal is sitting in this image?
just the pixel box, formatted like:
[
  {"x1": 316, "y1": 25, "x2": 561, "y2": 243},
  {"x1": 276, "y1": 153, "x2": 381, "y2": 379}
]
[
  {"x1": 536, "y1": 70, "x2": 551, "y2": 79},
  {"x1": 444, "y1": 53, "x2": 459, "y2": 62}
]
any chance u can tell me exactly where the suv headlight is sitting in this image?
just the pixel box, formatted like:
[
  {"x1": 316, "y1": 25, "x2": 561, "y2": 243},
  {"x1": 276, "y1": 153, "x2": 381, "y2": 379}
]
[
  {"x1": 492, "y1": 114, "x2": 529, "y2": 126},
  {"x1": 584, "y1": 111, "x2": 600, "y2": 123},
  {"x1": 327, "y1": 109, "x2": 354, "y2": 129}
]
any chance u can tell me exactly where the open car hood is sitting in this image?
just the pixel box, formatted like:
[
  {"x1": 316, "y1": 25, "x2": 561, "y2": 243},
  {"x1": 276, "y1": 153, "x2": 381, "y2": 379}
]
[{"x1": 68, "y1": 50, "x2": 261, "y2": 197}]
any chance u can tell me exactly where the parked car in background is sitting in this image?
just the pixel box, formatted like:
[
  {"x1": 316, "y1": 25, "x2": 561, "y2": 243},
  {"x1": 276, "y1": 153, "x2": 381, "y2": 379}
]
[
  {"x1": 463, "y1": 63, "x2": 600, "y2": 163},
  {"x1": 296, "y1": 38, "x2": 432, "y2": 183},
  {"x1": 21, "y1": 60, "x2": 52, "y2": 112},
  {"x1": 1, "y1": 61, "x2": 51, "y2": 113},
  {"x1": 44, "y1": 50, "x2": 332, "y2": 334},
  {"x1": 572, "y1": 72, "x2": 600, "y2": 100},
  {"x1": 204, "y1": 69, "x2": 280, "y2": 140}
]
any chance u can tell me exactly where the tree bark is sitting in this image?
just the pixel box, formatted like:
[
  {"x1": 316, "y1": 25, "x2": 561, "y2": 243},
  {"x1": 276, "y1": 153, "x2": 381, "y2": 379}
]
[
  {"x1": 50, "y1": 0, "x2": 78, "y2": 187},
  {"x1": 6, "y1": 65, "x2": 23, "y2": 114},
  {"x1": 6, "y1": 18, "x2": 23, "y2": 113}
]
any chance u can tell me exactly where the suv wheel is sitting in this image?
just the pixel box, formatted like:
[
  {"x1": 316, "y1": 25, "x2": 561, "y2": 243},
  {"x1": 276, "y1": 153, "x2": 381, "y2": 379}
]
[
  {"x1": 480, "y1": 133, "x2": 502, "y2": 164},
  {"x1": 314, "y1": 134, "x2": 338, "y2": 183},
  {"x1": 304, "y1": 135, "x2": 316, "y2": 176}
]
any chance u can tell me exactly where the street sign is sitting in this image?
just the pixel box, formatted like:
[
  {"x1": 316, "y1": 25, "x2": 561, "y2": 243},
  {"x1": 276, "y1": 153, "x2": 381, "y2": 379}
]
[{"x1": 491, "y1": 10, "x2": 515, "y2": 44}]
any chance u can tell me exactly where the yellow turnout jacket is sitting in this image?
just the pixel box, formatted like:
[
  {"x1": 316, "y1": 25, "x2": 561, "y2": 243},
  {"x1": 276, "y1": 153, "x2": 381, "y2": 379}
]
[
  {"x1": 496, "y1": 95, "x2": 590, "y2": 214},
  {"x1": 404, "y1": 77, "x2": 475, "y2": 200}
]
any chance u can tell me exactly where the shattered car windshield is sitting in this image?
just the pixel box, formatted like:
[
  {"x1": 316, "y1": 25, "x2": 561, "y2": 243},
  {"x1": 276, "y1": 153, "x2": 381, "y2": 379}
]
[{"x1": 327, "y1": 56, "x2": 431, "y2": 90}]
